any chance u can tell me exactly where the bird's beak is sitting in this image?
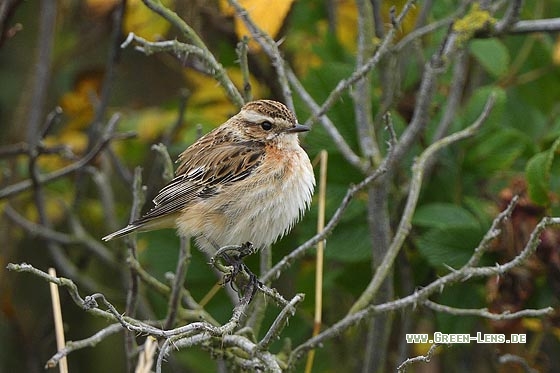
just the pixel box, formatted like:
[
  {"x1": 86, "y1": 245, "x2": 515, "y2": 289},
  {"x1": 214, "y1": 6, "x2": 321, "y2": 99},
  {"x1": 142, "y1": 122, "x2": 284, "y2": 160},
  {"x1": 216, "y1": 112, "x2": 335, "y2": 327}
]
[{"x1": 285, "y1": 123, "x2": 310, "y2": 133}]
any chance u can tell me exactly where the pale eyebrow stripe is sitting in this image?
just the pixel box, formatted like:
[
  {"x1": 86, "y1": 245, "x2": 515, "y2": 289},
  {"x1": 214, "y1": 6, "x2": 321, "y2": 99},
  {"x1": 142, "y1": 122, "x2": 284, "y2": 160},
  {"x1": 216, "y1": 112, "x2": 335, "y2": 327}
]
[{"x1": 240, "y1": 111, "x2": 273, "y2": 123}]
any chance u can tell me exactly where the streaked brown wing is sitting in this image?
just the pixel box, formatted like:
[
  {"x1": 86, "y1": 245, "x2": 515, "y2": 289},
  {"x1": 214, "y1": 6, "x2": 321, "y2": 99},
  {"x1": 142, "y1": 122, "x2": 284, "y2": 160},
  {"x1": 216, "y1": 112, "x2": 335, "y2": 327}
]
[{"x1": 132, "y1": 134, "x2": 265, "y2": 226}]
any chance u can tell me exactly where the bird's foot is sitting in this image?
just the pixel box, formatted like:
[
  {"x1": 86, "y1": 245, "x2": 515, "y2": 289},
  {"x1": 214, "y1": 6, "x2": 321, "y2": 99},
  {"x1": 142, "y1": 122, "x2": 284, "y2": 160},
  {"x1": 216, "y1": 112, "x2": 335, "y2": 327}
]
[{"x1": 211, "y1": 242, "x2": 260, "y2": 301}]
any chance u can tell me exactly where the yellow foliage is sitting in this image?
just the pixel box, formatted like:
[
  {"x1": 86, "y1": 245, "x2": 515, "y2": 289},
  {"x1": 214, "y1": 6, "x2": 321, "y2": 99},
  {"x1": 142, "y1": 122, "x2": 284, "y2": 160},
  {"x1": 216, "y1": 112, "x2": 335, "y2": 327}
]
[
  {"x1": 24, "y1": 196, "x2": 68, "y2": 225},
  {"x1": 290, "y1": 0, "x2": 419, "y2": 75},
  {"x1": 380, "y1": 0, "x2": 420, "y2": 41},
  {"x1": 521, "y1": 318, "x2": 543, "y2": 332},
  {"x1": 124, "y1": 0, "x2": 172, "y2": 41},
  {"x1": 59, "y1": 70, "x2": 103, "y2": 130},
  {"x1": 335, "y1": 0, "x2": 358, "y2": 52},
  {"x1": 290, "y1": 27, "x2": 324, "y2": 75},
  {"x1": 183, "y1": 67, "x2": 268, "y2": 123},
  {"x1": 453, "y1": 3, "x2": 496, "y2": 44},
  {"x1": 553, "y1": 36, "x2": 560, "y2": 66},
  {"x1": 78, "y1": 199, "x2": 105, "y2": 225},
  {"x1": 220, "y1": 0, "x2": 295, "y2": 51},
  {"x1": 334, "y1": 0, "x2": 421, "y2": 53},
  {"x1": 412, "y1": 340, "x2": 436, "y2": 356},
  {"x1": 38, "y1": 131, "x2": 89, "y2": 171},
  {"x1": 134, "y1": 108, "x2": 177, "y2": 142}
]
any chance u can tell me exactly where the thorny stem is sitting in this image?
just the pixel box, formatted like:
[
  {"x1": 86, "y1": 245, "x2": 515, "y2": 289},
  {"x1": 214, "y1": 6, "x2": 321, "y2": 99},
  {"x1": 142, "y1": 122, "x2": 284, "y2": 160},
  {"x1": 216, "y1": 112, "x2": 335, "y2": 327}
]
[
  {"x1": 288, "y1": 213, "x2": 559, "y2": 368},
  {"x1": 349, "y1": 94, "x2": 497, "y2": 314}
]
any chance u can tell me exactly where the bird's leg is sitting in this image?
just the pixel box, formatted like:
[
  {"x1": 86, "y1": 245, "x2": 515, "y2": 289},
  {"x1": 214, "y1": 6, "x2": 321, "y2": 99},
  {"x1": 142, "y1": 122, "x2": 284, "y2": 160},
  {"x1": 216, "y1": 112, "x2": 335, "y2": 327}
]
[{"x1": 210, "y1": 242, "x2": 261, "y2": 301}]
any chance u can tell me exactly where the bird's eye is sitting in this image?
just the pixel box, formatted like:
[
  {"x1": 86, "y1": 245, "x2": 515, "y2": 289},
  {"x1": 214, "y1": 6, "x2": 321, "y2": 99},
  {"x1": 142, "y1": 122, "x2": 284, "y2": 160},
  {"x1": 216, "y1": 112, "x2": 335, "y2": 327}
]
[{"x1": 260, "y1": 121, "x2": 273, "y2": 131}]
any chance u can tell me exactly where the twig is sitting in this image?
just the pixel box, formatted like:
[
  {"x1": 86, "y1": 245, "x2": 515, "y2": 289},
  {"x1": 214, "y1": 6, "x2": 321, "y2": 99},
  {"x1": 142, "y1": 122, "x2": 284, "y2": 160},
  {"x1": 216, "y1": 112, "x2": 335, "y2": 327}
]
[
  {"x1": 88, "y1": 0, "x2": 125, "y2": 143},
  {"x1": 507, "y1": 18, "x2": 560, "y2": 34},
  {"x1": 155, "y1": 283, "x2": 255, "y2": 372},
  {"x1": 164, "y1": 237, "x2": 191, "y2": 329},
  {"x1": 349, "y1": 93, "x2": 496, "y2": 314},
  {"x1": 305, "y1": 0, "x2": 417, "y2": 127},
  {"x1": 257, "y1": 294, "x2": 305, "y2": 350},
  {"x1": 498, "y1": 353, "x2": 539, "y2": 373},
  {"x1": 127, "y1": 256, "x2": 220, "y2": 325},
  {"x1": 151, "y1": 143, "x2": 174, "y2": 183},
  {"x1": 46, "y1": 324, "x2": 123, "y2": 368},
  {"x1": 124, "y1": 167, "x2": 146, "y2": 372},
  {"x1": 423, "y1": 300, "x2": 554, "y2": 319},
  {"x1": 121, "y1": 33, "x2": 207, "y2": 61},
  {"x1": 261, "y1": 164, "x2": 387, "y2": 283},
  {"x1": 48, "y1": 268, "x2": 68, "y2": 373},
  {"x1": 138, "y1": 0, "x2": 244, "y2": 107},
  {"x1": 304, "y1": 150, "x2": 327, "y2": 373},
  {"x1": 494, "y1": 0, "x2": 524, "y2": 33},
  {"x1": 26, "y1": 0, "x2": 56, "y2": 147},
  {"x1": 288, "y1": 211, "x2": 560, "y2": 368},
  {"x1": 286, "y1": 67, "x2": 365, "y2": 171},
  {"x1": 352, "y1": 0, "x2": 379, "y2": 164},
  {"x1": 396, "y1": 343, "x2": 443, "y2": 372},
  {"x1": 0, "y1": 114, "x2": 129, "y2": 200},
  {"x1": 227, "y1": 0, "x2": 294, "y2": 111},
  {"x1": 236, "y1": 36, "x2": 252, "y2": 102}
]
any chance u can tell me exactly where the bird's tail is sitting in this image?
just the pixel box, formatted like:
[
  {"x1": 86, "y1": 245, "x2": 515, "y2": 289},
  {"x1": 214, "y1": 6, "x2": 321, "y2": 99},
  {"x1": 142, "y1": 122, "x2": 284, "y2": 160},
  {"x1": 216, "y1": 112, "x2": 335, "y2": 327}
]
[
  {"x1": 102, "y1": 224, "x2": 139, "y2": 241},
  {"x1": 102, "y1": 214, "x2": 178, "y2": 241}
]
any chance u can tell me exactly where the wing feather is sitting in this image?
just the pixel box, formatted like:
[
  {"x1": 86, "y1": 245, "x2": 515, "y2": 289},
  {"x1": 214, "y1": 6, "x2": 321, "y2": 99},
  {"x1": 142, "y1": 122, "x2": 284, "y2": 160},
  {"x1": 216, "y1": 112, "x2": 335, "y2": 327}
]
[{"x1": 132, "y1": 130, "x2": 265, "y2": 226}]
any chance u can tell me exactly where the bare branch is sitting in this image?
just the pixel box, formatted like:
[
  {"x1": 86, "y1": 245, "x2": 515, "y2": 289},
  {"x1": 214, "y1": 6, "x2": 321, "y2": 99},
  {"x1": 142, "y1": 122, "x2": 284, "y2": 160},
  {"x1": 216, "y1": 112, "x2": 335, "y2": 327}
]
[
  {"x1": 0, "y1": 114, "x2": 129, "y2": 200},
  {"x1": 396, "y1": 343, "x2": 443, "y2": 373},
  {"x1": 288, "y1": 212, "x2": 560, "y2": 368},
  {"x1": 261, "y1": 165, "x2": 387, "y2": 283},
  {"x1": 508, "y1": 18, "x2": 560, "y2": 33},
  {"x1": 423, "y1": 300, "x2": 553, "y2": 320},
  {"x1": 46, "y1": 324, "x2": 123, "y2": 368},
  {"x1": 349, "y1": 93, "x2": 497, "y2": 314},
  {"x1": 227, "y1": 0, "x2": 294, "y2": 111},
  {"x1": 138, "y1": 0, "x2": 244, "y2": 107}
]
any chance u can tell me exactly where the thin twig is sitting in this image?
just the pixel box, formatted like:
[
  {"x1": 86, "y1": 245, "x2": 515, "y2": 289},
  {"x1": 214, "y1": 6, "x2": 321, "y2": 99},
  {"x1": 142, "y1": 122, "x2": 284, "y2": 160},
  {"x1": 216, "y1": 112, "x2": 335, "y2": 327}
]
[
  {"x1": 305, "y1": 0, "x2": 417, "y2": 126},
  {"x1": 286, "y1": 67, "x2": 365, "y2": 171},
  {"x1": 288, "y1": 211, "x2": 559, "y2": 368},
  {"x1": 164, "y1": 237, "x2": 191, "y2": 329},
  {"x1": 236, "y1": 36, "x2": 252, "y2": 102},
  {"x1": 349, "y1": 93, "x2": 496, "y2": 314},
  {"x1": 257, "y1": 294, "x2": 305, "y2": 351},
  {"x1": 304, "y1": 150, "x2": 327, "y2": 373},
  {"x1": 48, "y1": 268, "x2": 68, "y2": 373},
  {"x1": 124, "y1": 167, "x2": 146, "y2": 372},
  {"x1": 138, "y1": 0, "x2": 244, "y2": 107},
  {"x1": 396, "y1": 343, "x2": 443, "y2": 372},
  {"x1": 261, "y1": 164, "x2": 387, "y2": 283},
  {"x1": 227, "y1": 0, "x2": 294, "y2": 111},
  {"x1": 0, "y1": 114, "x2": 129, "y2": 200},
  {"x1": 507, "y1": 18, "x2": 560, "y2": 34},
  {"x1": 498, "y1": 353, "x2": 539, "y2": 373},
  {"x1": 46, "y1": 324, "x2": 123, "y2": 368},
  {"x1": 423, "y1": 300, "x2": 554, "y2": 320}
]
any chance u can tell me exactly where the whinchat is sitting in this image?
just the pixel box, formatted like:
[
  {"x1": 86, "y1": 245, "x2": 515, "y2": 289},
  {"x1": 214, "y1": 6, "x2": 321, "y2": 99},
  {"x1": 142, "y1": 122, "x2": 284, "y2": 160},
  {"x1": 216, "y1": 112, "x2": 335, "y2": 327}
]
[{"x1": 103, "y1": 100, "x2": 315, "y2": 253}]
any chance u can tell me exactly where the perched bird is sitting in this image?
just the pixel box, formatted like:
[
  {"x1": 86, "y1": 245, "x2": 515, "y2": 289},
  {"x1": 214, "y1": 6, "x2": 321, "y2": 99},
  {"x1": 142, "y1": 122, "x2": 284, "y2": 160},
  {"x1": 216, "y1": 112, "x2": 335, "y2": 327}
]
[{"x1": 103, "y1": 100, "x2": 315, "y2": 253}]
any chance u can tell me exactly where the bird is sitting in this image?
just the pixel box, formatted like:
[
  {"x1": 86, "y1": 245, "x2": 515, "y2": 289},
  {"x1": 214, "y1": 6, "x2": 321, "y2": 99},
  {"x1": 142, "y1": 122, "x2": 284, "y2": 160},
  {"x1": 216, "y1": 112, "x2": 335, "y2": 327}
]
[{"x1": 102, "y1": 100, "x2": 315, "y2": 254}]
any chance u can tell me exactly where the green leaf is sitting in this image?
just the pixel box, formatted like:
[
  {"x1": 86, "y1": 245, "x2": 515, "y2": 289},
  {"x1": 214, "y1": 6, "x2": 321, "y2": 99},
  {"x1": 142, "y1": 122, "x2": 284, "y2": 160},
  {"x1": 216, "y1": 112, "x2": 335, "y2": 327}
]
[
  {"x1": 435, "y1": 282, "x2": 484, "y2": 334},
  {"x1": 469, "y1": 39, "x2": 510, "y2": 78},
  {"x1": 415, "y1": 226, "x2": 482, "y2": 268},
  {"x1": 461, "y1": 86, "x2": 506, "y2": 128},
  {"x1": 413, "y1": 203, "x2": 480, "y2": 230},
  {"x1": 464, "y1": 128, "x2": 529, "y2": 174},
  {"x1": 526, "y1": 152, "x2": 550, "y2": 205},
  {"x1": 525, "y1": 136, "x2": 560, "y2": 206}
]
